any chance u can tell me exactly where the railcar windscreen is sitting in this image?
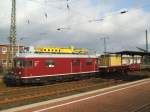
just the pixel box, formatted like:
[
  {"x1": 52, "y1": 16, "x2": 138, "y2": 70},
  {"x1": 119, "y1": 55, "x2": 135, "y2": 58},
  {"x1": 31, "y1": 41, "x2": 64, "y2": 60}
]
[
  {"x1": 14, "y1": 60, "x2": 33, "y2": 68},
  {"x1": 14, "y1": 60, "x2": 24, "y2": 68}
]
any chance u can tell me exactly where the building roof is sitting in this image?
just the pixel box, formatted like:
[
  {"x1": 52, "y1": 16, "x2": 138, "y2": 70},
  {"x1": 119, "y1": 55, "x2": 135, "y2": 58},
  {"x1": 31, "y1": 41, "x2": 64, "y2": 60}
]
[
  {"x1": 0, "y1": 44, "x2": 10, "y2": 47},
  {"x1": 113, "y1": 51, "x2": 150, "y2": 56}
]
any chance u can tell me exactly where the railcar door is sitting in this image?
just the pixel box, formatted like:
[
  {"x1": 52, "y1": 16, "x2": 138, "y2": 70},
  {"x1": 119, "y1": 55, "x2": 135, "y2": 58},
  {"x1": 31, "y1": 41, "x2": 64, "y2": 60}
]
[{"x1": 71, "y1": 59, "x2": 81, "y2": 73}]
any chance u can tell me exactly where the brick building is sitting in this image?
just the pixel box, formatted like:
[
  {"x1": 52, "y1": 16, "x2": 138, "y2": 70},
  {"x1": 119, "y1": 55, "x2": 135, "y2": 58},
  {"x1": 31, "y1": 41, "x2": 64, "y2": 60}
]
[{"x1": 0, "y1": 44, "x2": 23, "y2": 71}]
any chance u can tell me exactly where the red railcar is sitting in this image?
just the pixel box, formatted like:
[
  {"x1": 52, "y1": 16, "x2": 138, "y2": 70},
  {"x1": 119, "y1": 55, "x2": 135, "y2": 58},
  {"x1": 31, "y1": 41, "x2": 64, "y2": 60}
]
[
  {"x1": 4, "y1": 53, "x2": 98, "y2": 85},
  {"x1": 3, "y1": 52, "x2": 141, "y2": 86}
]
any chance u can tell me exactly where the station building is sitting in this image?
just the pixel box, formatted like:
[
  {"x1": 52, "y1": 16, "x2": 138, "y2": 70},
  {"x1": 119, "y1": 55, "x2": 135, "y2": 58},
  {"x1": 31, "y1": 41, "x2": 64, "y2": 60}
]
[{"x1": 98, "y1": 51, "x2": 150, "y2": 67}]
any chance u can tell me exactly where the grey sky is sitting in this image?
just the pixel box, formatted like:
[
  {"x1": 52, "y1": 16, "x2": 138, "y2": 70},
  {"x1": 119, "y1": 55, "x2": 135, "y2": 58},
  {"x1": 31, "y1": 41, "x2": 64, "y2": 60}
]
[{"x1": 0, "y1": 0, "x2": 150, "y2": 53}]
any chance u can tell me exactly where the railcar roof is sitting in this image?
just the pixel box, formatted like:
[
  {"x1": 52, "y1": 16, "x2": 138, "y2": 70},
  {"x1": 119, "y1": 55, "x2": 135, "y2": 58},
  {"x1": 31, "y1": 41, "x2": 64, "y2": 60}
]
[{"x1": 15, "y1": 53, "x2": 97, "y2": 58}]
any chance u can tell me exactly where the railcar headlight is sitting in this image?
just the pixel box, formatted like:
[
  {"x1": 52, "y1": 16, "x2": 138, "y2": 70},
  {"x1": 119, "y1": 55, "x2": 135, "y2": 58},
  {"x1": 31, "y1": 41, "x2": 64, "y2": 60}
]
[{"x1": 18, "y1": 72, "x2": 21, "y2": 75}]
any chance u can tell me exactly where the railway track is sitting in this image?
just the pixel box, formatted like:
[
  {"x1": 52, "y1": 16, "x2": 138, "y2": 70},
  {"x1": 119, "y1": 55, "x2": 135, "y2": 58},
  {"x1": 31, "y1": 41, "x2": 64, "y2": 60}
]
[
  {"x1": 0, "y1": 78, "x2": 123, "y2": 110},
  {"x1": 0, "y1": 72, "x2": 149, "y2": 110},
  {"x1": 132, "y1": 103, "x2": 150, "y2": 112},
  {"x1": 0, "y1": 78, "x2": 107, "y2": 93}
]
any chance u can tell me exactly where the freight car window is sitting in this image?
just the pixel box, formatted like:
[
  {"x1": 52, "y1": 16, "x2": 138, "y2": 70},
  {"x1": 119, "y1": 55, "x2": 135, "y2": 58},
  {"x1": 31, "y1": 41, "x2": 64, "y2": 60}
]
[{"x1": 45, "y1": 60, "x2": 55, "y2": 67}]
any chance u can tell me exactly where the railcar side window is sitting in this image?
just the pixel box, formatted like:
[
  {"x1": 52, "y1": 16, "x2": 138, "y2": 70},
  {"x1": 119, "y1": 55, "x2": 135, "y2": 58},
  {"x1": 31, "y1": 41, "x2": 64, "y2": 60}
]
[
  {"x1": 86, "y1": 59, "x2": 93, "y2": 65},
  {"x1": 72, "y1": 59, "x2": 80, "y2": 66},
  {"x1": 25, "y1": 60, "x2": 33, "y2": 67},
  {"x1": 45, "y1": 60, "x2": 55, "y2": 67}
]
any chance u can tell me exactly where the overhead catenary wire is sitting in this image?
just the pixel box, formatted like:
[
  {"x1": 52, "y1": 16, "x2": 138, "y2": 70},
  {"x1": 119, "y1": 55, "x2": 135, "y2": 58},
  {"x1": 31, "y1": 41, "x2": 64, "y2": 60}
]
[
  {"x1": 43, "y1": 0, "x2": 48, "y2": 19},
  {"x1": 23, "y1": 0, "x2": 94, "y2": 31},
  {"x1": 23, "y1": 0, "x2": 75, "y2": 33},
  {"x1": 57, "y1": 0, "x2": 72, "y2": 31}
]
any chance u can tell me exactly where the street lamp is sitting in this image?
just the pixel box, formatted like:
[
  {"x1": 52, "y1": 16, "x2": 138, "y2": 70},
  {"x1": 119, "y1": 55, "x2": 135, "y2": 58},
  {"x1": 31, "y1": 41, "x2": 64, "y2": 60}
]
[
  {"x1": 88, "y1": 18, "x2": 104, "y2": 23},
  {"x1": 88, "y1": 9, "x2": 128, "y2": 54},
  {"x1": 57, "y1": 27, "x2": 71, "y2": 31},
  {"x1": 88, "y1": 9, "x2": 128, "y2": 22},
  {"x1": 120, "y1": 9, "x2": 128, "y2": 14}
]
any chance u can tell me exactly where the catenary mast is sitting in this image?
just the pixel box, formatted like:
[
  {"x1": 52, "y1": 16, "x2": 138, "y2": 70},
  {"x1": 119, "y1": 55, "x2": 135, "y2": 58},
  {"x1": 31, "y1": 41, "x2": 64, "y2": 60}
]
[{"x1": 9, "y1": 0, "x2": 16, "y2": 68}]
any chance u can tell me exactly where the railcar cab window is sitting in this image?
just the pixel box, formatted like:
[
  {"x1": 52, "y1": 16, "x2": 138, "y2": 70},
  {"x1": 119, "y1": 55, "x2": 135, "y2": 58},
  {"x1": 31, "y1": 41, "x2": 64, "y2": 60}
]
[
  {"x1": 14, "y1": 60, "x2": 24, "y2": 68},
  {"x1": 72, "y1": 59, "x2": 80, "y2": 66},
  {"x1": 14, "y1": 60, "x2": 33, "y2": 68},
  {"x1": 45, "y1": 60, "x2": 55, "y2": 67},
  {"x1": 86, "y1": 59, "x2": 93, "y2": 65}
]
